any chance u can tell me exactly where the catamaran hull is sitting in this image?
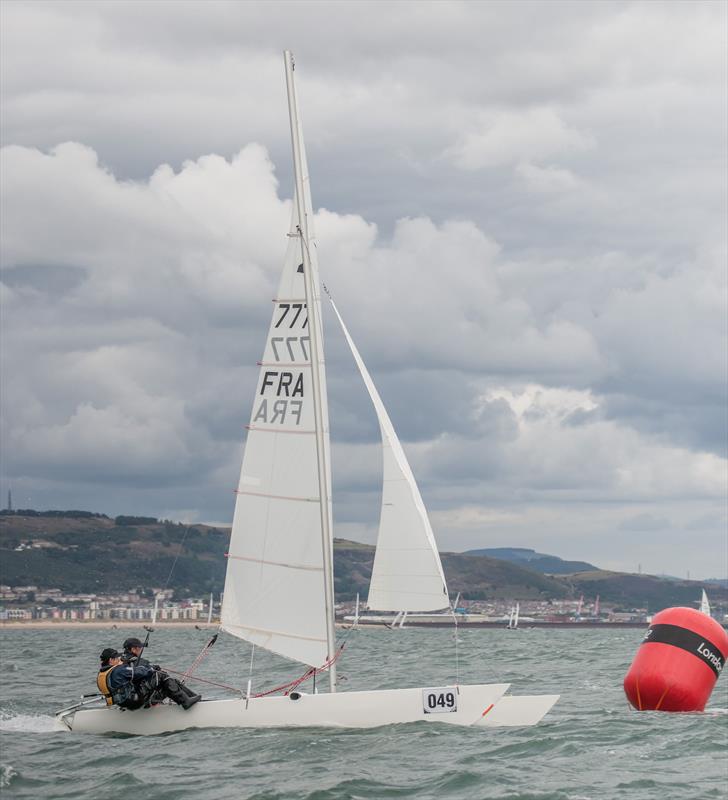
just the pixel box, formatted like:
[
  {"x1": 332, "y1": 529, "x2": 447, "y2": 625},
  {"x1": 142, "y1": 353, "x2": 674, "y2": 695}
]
[
  {"x1": 56, "y1": 683, "x2": 555, "y2": 735},
  {"x1": 476, "y1": 694, "x2": 559, "y2": 727}
]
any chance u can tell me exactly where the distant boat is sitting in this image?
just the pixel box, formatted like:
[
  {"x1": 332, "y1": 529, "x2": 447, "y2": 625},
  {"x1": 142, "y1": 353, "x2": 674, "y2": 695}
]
[
  {"x1": 354, "y1": 593, "x2": 465, "y2": 629},
  {"x1": 699, "y1": 589, "x2": 711, "y2": 617},
  {"x1": 55, "y1": 51, "x2": 558, "y2": 735},
  {"x1": 353, "y1": 593, "x2": 360, "y2": 626},
  {"x1": 151, "y1": 593, "x2": 160, "y2": 624},
  {"x1": 507, "y1": 602, "x2": 520, "y2": 630}
]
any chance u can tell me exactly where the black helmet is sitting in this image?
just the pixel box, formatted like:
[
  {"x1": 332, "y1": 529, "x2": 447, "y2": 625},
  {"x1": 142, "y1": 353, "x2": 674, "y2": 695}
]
[
  {"x1": 123, "y1": 637, "x2": 145, "y2": 650},
  {"x1": 100, "y1": 648, "x2": 119, "y2": 663}
]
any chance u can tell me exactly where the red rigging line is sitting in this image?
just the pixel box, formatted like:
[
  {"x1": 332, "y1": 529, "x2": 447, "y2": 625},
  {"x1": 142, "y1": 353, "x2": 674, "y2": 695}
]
[
  {"x1": 162, "y1": 643, "x2": 346, "y2": 699},
  {"x1": 162, "y1": 668, "x2": 241, "y2": 694},
  {"x1": 183, "y1": 633, "x2": 218, "y2": 679},
  {"x1": 253, "y1": 644, "x2": 346, "y2": 698}
]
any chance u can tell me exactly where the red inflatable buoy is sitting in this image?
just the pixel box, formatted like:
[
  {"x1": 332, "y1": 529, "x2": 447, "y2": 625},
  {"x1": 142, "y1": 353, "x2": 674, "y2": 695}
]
[{"x1": 624, "y1": 607, "x2": 728, "y2": 712}]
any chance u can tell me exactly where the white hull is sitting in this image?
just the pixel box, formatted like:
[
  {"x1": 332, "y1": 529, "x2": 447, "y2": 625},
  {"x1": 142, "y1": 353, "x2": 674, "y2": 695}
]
[
  {"x1": 57, "y1": 683, "x2": 558, "y2": 736},
  {"x1": 55, "y1": 683, "x2": 556, "y2": 735},
  {"x1": 476, "y1": 694, "x2": 559, "y2": 727}
]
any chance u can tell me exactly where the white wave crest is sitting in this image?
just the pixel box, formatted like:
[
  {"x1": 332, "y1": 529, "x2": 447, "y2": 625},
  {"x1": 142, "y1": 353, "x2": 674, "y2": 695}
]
[
  {"x1": 1, "y1": 764, "x2": 18, "y2": 788},
  {"x1": 0, "y1": 710, "x2": 64, "y2": 733}
]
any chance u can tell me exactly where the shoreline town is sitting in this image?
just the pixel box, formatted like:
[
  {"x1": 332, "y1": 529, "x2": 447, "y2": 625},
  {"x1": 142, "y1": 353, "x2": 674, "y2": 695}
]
[
  {"x1": 2, "y1": 584, "x2": 725, "y2": 630},
  {"x1": 0, "y1": 619, "x2": 654, "y2": 631}
]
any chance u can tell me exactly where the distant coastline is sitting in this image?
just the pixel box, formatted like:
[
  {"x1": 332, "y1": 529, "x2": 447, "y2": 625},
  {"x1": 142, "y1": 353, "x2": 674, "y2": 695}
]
[
  {"x1": 0, "y1": 619, "x2": 650, "y2": 631},
  {"x1": 3, "y1": 510, "x2": 726, "y2": 615},
  {"x1": 0, "y1": 620, "x2": 217, "y2": 631},
  {"x1": 3, "y1": 619, "x2": 726, "y2": 632}
]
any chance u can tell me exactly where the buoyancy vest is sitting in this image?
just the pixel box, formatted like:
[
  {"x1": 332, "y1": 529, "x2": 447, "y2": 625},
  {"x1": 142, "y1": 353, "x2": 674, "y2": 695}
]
[{"x1": 97, "y1": 665, "x2": 140, "y2": 709}]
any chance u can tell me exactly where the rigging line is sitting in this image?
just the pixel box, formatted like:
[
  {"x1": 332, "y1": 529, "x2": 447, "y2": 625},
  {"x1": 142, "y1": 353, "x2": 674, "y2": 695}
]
[
  {"x1": 245, "y1": 644, "x2": 256, "y2": 707},
  {"x1": 247, "y1": 644, "x2": 256, "y2": 685},
  {"x1": 161, "y1": 524, "x2": 193, "y2": 594},
  {"x1": 161, "y1": 667, "x2": 242, "y2": 695},
  {"x1": 250, "y1": 643, "x2": 346, "y2": 699},
  {"x1": 253, "y1": 666, "x2": 314, "y2": 698},
  {"x1": 451, "y1": 599, "x2": 460, "y2": 688},
  {"x1": 183, "y1": 633, "x2": 218, "y2": 680}
]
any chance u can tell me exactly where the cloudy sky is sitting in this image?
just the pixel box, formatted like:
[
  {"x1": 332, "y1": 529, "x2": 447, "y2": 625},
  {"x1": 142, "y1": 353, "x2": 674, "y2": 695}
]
[{"x1": 1, "y1": 0, "x2": 726, "y2": 578}]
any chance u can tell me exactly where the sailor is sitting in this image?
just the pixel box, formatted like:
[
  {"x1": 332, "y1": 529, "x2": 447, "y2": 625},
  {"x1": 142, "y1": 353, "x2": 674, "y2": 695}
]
[
  {"x1": 97, "y1": 647, "x2": 201, "y2": 711},
  {"x1": 122, "y1": 636, "x2": 152, "y2": 668}
]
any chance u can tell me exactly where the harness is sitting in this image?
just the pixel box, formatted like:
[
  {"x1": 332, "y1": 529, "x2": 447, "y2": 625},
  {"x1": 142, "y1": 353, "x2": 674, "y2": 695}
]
[{"x1": 96, "y1": 665, "x2": 141, "y2": 709}]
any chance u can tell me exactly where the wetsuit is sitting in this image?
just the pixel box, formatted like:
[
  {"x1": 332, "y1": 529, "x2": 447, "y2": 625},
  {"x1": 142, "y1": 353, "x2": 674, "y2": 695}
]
[
  {"x1": 122, "y1": 649, "x2": 152, "y2": 669},
  {"x1": 97, "y1": 662, "x2": 156, "y2": 709},
  {"x1": 98, "y1": 662, "x2": 201, "y2": 711}
]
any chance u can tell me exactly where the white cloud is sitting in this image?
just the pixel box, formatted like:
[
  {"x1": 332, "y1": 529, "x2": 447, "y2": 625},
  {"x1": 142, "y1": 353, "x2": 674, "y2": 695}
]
[
  {"x1": 515, "y1": 161, "x2": 583, "y2": 193},
  {"x1": 3, "y1": 134, "x2": 726, "y2": 576},
  {"x1": 446, "y1": 108, "x2": 594, "y2": 170},
  {"x1": 1, "y1": 0, "x2": 726, "y2": 578}
]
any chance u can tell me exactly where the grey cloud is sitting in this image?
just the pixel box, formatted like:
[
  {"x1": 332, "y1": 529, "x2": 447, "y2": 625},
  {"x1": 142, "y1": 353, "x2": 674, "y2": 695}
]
[
  {"x1": 1, "y1": 0, "x2": 726, "y2": 578},
  {"x1": 0, "y1": 264, "x2": 87, "y2": 294},
  {"x1": 619, "y1": 513, "x2": 671, "y2": 532}
]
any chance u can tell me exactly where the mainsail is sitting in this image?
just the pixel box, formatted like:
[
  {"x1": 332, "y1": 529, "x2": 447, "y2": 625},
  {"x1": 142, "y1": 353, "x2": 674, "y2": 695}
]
[
  {"x1": 328, "y1": 299, "x2": 449, "y2": 612},
  {"x1": 221, "y1": 56, "x2": 334, "y2": 668}
]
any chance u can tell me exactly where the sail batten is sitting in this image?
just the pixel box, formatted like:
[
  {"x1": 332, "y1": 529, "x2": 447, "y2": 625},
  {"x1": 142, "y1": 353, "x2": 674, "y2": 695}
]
[
  {"x1": 222, "y1": 623, "x2": 327, "y2": 644},
  {"x1": 245, "y1": 426, "x2": 316, "y2": 435},
  {"x1": 226, "y1": 553, "x2": 325, "y2": 572},
  {"x1": 233, "y1": 490, "x2": 320, "y2": 502}
]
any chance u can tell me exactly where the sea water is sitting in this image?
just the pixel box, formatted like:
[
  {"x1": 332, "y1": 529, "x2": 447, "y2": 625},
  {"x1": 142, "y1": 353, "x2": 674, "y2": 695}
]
[{"x1": 0, "y1": 626, "x2": 726, "y2": 799}]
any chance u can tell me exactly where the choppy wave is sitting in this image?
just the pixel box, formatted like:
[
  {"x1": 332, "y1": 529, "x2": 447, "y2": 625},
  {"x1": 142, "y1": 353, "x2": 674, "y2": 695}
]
[
  {"x1": 0, "y1": 627, "x2": 726, "y2": 800},
  {"x1": 1, "y1": 764, "x2": 18, "y2": 789}
]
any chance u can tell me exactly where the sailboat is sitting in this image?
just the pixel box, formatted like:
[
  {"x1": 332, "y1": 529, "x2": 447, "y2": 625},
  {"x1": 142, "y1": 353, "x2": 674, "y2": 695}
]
[
  {"x1": 699, "y1": 589, "x2": 711, "y2": 617},
  {"x1": 506, "y1": 602, "x2": 520, "y2": 630},
  {"x1": 55, "y1": 51, "x2": 558, "y2": 735},
  {"x1": 346, "y1": 592, "x2": 475, "y2": 627}
]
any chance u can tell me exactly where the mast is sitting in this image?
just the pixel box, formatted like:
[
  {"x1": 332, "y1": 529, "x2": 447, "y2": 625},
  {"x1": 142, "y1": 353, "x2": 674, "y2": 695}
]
[{"x1": 283, "y1": 50, "x2": 337, "y2": 691}]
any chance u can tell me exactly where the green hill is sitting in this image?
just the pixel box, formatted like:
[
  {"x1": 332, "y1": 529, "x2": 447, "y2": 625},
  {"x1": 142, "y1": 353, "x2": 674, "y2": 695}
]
[
  {"x1": 0, "y1": 511, "x2": 227, "y2": 597},
  {"x1": 333, "y1": 540, "x2": 569, "y2": 601},
  {"x1": 1, "y1": 511, "x2": 724, "y2": 611},
  {"x1": 465, "y1": 547, "x2": 597, "y2": 574},
  {"x1": 561, "y1": 570, "x2": 723, "y2": 611}
]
